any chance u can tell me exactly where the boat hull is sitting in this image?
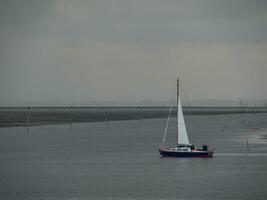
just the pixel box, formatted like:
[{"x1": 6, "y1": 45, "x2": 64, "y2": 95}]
[{"x1": 159, "y1": 149, "x2": 213, "y2": 158}]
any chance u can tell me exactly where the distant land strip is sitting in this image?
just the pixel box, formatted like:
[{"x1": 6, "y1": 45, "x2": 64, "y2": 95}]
[{"x1": 0, "y1": 106, "x2": 267, "y2": 128}]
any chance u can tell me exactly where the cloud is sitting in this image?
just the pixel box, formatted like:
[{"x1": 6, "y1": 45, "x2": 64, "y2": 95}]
[
  {"x1": 55, "y1": 0, "x2": 73, "y2": 13},
  {"x1": 1, "y1": 0, "x2": 267, "y2": 105},
  {"x1": 260, "y1": 9, "x2": 267, "y2": 20}
]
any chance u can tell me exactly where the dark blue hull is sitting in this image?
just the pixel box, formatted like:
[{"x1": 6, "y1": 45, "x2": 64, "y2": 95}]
[{"x1": 159, "y1": 149, "x2": 213, "y2": 158}]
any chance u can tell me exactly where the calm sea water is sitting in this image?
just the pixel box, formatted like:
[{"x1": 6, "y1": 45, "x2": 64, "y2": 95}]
[{"x1": 0, "y1": 114, "x2": 267, "y2": 200}]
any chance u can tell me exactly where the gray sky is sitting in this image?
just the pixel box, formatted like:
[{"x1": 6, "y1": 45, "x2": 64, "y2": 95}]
[{"x1": 1, "y1": 0, "x2": 267, "y2": 106}]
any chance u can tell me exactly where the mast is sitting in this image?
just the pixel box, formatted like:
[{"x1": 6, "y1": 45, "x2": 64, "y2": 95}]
[{"x1": 177, "y1": 78, "x2": 179, "y2": 145}]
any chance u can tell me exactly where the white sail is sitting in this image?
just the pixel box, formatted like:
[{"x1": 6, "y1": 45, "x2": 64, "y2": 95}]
[{"x1": 177, "y1": 97, "x2": 190, "y2": 144}]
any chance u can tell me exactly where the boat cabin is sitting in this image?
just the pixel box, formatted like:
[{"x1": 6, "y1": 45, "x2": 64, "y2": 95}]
[{"x1": 171, "y1": 147, "x2": 191, "y2": 152}]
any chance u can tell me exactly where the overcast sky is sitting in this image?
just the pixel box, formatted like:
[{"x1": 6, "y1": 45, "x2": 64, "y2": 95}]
[{"x1": 1, "y1": 0, "x2": 267, "y2": 106}]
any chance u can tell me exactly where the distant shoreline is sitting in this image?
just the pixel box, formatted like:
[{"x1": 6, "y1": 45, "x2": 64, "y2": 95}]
[{"x1": 1, "y1": 106, "x2": 267, "y2": 128}]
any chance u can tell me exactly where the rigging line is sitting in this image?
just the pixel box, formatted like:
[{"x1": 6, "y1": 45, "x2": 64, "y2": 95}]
[
  {"x1": 180, "y1": 85, "x2": 192, "y2": 123},
  {"x1": 161, "y1": 85, "x2": 176, "y2": 147},
  {"x1": 161, "y1": 104, "x2": 173, "y2": 146},
  {"x1": 180, "y1": 86, "x2": 192, "y2": 108},
  {"x1": 180, "y1": 85, "x2": 204, "y2": 140}
]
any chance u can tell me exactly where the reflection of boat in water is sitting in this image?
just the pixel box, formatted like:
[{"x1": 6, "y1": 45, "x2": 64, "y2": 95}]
[{"x1": 159, "y1": 78, "x2": 214, "y2": 158}]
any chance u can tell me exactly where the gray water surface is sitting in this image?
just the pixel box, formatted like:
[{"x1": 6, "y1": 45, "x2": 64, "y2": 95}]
[{"x1": 0, "y1": 114, "x2": 267, "y2": 199}]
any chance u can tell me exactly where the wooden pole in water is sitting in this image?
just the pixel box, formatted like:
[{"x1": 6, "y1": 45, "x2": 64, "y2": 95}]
[
  {"x1": 70, "y1": 105, "x2": 73, "y2": 132},
  {"x1": 26, "y1": 106, "x2": 30, "y2": 135},
  {"x1": 101, "y1": 107, "x2": 109, "y2": 126},
  {"x1": 246, "y1": 138, "x2": 249, "y2": 153},
  {"x1": 177, "y1": 78, "x2": 179, "y2": 145}
]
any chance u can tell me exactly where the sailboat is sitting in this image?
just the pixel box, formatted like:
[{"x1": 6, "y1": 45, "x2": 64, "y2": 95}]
[{"x1": 159, "y1": 78, "x2": 214, "y2": 158}]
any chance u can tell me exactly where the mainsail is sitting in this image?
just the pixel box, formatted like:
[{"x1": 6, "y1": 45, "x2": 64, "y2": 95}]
[{"x1": 177, "y1": 97, "x2": 190, "y2": 144}]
